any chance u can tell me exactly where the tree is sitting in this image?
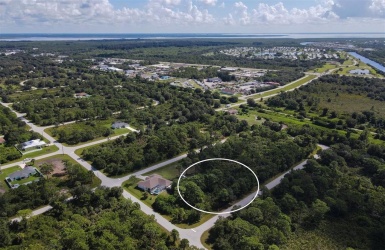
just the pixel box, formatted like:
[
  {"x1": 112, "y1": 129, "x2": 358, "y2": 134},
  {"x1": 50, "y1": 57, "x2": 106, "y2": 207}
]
[
  {"x1": 39, "y1": 163, "x2": 54, "y2": 177},
  {"x1": 180, "y1": 181, "x2": 204, "y2": 206},
  {"x1": 168, "y1": 229, "x2": 179, "y2": 246},
  {"x1": 142, "y1": 192, "x2": 149, "y2": 200},
  {"x1": 247, "y1": 98, "x2": 256, "y2": 107},
  {"x1": 305, "y1": 199, "x2": 330, "y2": 226},
  {"x1": 179, "y1": 239, "x2": 190, "y2": 250}
]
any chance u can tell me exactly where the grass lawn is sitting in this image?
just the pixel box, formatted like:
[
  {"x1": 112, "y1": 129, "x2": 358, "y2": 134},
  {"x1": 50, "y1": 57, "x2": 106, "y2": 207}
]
[
  {"x1": 142, "y1": 162, "x2": 180, "y2": 180},
  {"x1": 122, "y1": 177, "x2": 160, "y2": 207},
  {"x1": 2, "y1": 145, "x2": 59, "y2": 166},
  {"x1": 237, "y1": 113, "x2": 266, "y2": 125},
  {"x1": 312, "y1": 63, "x2": 338, "y2": 73},
  {"x1": 21, "y1": 145, "x2": 59, "y2": 158},
  {"x1": 201, "y1": 230, "x2": 212, "y2": 250},
  {"x1": 0, "y1": 166, "x2": 21, "y2": 191},
  {"x1": 10, "y1": 174, "x2": 40, "y2": 185}
]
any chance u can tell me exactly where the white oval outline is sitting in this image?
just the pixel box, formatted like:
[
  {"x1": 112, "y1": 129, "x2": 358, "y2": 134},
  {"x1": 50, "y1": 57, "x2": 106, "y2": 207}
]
[{"x1": 177, "y1": 158, "x2": 260, "y2": 215}]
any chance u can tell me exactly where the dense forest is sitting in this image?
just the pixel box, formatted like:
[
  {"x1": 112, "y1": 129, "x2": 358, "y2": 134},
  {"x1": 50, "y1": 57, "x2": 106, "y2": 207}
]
[
  {"x1": 82, "y1": 122, "x2": 213, "y2": 176},
  {"x1": 152, "y1": 125, "x2": 315, "y2": 224},
  {"x1": 206, "y1": 136, "x2": 385, "y2": 250},
  {"x1": 0, "y1": 186, "x2": 199, "y2": 250}
]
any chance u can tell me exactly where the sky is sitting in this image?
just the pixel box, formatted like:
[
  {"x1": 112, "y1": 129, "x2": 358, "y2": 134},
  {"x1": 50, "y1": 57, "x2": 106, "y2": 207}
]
[{"x1": 0, "y1": 0, "x2": 385, "y2": 33}]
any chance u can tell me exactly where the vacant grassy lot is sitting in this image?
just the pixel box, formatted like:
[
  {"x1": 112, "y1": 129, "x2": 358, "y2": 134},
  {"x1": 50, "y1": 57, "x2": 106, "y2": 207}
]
[
  {"x1": 142, "y1": 162, "x2": 181, "y2": 181},
  {"x1": 313, "y1": 63, "x2": 338, "y2": 73}
]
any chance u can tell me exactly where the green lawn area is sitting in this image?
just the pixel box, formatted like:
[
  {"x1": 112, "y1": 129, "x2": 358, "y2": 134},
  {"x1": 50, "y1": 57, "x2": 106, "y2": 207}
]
[
  {"x1": 237, "y1": 113, "x2": 266, "y2": 125},
  {"x1": 0, "y1": 166, "x2": 21, "y2": 191},
  {"x1": 142, "y1": 162, "x2": 181, "y2": 180},
  {"x1": 10, "y1": 174, "x2": 40, "y2": 185},
  {"x1": 201, "y1": 230, "x2": 212, "y2": 250},
  {"x1": 312, "y1": 63, "x2": 338, "y2": 73},
  {"x1": 2, "y1": 145, "x2": 59, "y2": 166},
  {"x1": 21, "y1": 145, "x2": 59, "y2": 158},
  {"x1": 122, "y1": 176, "x2": 160, "y2": 207}
]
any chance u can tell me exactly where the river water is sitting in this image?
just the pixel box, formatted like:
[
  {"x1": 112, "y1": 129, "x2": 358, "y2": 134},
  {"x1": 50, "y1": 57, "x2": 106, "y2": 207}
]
[{"x1": 348, "y1": 52, "x2": 385, "y2": 72}]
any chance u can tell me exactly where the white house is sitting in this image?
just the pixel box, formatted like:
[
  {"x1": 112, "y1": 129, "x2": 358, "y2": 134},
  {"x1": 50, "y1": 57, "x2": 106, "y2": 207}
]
[{"x1": 21, "y1": 139, "x2": 46, "y2": 150}]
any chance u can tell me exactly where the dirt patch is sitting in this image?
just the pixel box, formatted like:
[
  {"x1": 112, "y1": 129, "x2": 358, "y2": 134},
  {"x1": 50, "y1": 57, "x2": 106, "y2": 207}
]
[
  {"x1": 36, "y1": 158, "x2": 66, "y2": 178},
  {"x1": 0, "y1": 187, "x2": 5, "y2": 194}
]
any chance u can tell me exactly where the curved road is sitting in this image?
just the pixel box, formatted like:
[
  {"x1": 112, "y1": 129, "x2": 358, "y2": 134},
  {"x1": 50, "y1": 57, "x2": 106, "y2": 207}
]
[{"x1": 1, "y1": 100, "x2": 330, "y2": 249}]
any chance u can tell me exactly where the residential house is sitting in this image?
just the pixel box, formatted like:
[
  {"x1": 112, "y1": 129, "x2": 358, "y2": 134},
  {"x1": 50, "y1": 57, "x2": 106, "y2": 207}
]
[
  {"x1": 74, "y1": 92, "x2": 91, "y2": 98},
  {"x1": 221, "y1": 88, "x2": 237, "y2": 95},
  {"x1": 8, "y1": 166, "x2": 37, "y2": 181},
  {"x1": 111, "y1": 121, "x2": 129, "y2": 129},
  {"x1": 349, "y1": 69, "x2": 370, "y2": 75},
  {"x1": 137, "y1": 174, "x2": 172, "y2": 195},
  {"x1": 20, "y1": 139, "x2": 46, "y2": 150},
  {"x1": 0, "y1": 137, "x2": 5, "y2": 144},
  {"x1": 207, "y1": 77, "x2": 222, "y2": 83},
  {"x1": 226, "y1": 109, "x2": 238, "y2": 115}
]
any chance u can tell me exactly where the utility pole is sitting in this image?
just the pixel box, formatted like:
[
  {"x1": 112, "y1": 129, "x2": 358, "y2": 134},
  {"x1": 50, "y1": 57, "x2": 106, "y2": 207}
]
[{"x1": 62, "y1": 145, "x2": 64, "y2": 155}]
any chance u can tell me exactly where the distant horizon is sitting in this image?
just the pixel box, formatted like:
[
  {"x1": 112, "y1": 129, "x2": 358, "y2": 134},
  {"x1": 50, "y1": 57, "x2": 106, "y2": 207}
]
[
  {"x1": 1, "y1": 32, "x2": 384, "y2": 41},
  {"x1": 2, "y1": 32, "x2": 385, "y2": 34}
]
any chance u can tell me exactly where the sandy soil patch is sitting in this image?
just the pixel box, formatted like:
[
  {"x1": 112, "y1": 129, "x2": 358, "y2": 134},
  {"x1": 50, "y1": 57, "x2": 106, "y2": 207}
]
[{"x1": 37, "y1": 158, "x2": 66, "y2": 177}]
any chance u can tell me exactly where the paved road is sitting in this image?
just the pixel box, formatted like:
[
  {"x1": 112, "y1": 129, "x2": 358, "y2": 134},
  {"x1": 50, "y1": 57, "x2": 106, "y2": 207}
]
[
  {"x1": 11, "y1": 205, "x2": 53, "y2": 222},
  {"x1": 1, "y1": 101, "x2": 332, "y2": 249}
]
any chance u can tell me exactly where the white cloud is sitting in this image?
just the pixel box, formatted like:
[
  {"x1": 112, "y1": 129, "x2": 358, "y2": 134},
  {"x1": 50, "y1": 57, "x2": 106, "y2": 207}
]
[
  {"x1": 229, "y1": 1, "x2": 339, "y2": 25},
  {"x1": 0, "y1": 0, "x2": 383, "y2": 32},
  {"x1": 369, "y1": 0, "x2": 385, "y2": 15},
  {"x1": 199, "y1": 0, "x2": 217, "y2": 6},
  {"x1": 234, "y1": 1, "x2": 250, "y2": 24},
  {"x1": 0, "y1": 0, "x2": 215, "y2": 27}
]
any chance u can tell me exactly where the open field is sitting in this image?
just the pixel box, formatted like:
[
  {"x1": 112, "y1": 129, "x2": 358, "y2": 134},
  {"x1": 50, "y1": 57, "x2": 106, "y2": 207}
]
[
  {"x1": 142, "y1": 162, "x2": 180, "y2": 180},
  {"x1": 312, "y1": 63, "x2": 338, "y2": 73}
]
